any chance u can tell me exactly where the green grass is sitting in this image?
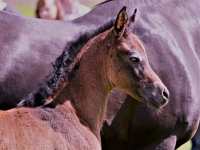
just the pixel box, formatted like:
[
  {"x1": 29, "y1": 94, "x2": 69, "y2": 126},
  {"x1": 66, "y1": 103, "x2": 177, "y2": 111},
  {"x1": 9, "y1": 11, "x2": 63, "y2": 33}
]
[
  {"x1": 177, "y1": 141, "x2": 192, "y2": 150},
  {"x1": 15, "y1": 4, "x2": 34, "y2": 17}
]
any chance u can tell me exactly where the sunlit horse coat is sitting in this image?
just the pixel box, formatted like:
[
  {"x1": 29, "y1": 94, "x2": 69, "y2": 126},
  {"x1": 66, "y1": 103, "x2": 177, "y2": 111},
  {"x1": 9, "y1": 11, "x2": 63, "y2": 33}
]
[{"x1": 74, "y1": 0, "x2": 200, "y2": 149}]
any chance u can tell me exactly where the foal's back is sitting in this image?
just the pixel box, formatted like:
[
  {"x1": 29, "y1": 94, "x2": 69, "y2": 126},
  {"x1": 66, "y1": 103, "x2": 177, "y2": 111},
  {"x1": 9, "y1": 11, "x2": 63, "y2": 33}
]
[{"x1": 0, "y1": 102, "x2": 100, "y2": 150}]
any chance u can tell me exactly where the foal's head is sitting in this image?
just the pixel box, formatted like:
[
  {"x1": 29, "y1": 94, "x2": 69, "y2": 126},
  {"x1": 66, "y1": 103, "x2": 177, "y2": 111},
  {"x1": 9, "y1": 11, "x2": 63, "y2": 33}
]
[{"x1": 106, "y1": 7, "x2": 169, "y2": 108}]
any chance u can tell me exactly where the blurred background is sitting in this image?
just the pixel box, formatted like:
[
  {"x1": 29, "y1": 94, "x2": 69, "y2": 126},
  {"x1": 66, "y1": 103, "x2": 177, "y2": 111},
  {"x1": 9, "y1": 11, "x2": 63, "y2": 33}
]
[
  {"x1": 6, "y1": 0, "x2": 104, "y2": 16},
  {"x1": 3, "y1": 0, "x2": 193, "y2": 150}
]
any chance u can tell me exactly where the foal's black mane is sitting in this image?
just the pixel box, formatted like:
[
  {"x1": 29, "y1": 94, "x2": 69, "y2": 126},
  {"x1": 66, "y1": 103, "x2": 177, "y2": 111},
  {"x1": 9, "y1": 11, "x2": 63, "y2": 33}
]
[{"x1": 18, "y1": 20, "x2": 114, "y2": 107}]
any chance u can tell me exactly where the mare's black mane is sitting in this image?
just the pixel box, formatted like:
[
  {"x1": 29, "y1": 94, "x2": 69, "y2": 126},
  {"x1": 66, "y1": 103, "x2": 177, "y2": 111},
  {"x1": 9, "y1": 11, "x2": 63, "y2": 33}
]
[
  {"x1": 18, "y1": 20, "x2": 114, "y2": 107},
  {"x1": 97, "y1": 0, "x2": 114, "y2": 6}
]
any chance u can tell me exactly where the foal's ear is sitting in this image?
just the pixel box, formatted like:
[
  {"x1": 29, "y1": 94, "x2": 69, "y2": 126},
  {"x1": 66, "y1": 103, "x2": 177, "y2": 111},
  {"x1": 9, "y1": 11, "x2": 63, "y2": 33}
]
[
  {"x1": 129, "y1": 8, "x2": 137, "y2": 26},
  {"x1": 114, "y1": 6, "x2": 128, "y2": 37}
]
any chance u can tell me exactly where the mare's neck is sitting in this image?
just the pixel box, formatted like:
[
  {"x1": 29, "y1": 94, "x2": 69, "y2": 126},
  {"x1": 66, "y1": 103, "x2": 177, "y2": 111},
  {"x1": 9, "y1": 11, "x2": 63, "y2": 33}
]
[{"x1": 59, "y1": 31, "x2": 112, "y2": 140}]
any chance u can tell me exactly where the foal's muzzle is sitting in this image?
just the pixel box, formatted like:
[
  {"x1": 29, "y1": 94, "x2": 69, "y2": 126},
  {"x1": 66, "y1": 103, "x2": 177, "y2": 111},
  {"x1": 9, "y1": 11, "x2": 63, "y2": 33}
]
[{"x1": 140, "y1": 82, "x2": 170, "y2": 108}]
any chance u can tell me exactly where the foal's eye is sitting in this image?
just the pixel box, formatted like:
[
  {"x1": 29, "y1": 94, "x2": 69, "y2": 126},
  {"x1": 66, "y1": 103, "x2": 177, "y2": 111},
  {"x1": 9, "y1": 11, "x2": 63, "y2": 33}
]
[{"x1": 129, "y1": 54, "x2": 141, "y2": 63}]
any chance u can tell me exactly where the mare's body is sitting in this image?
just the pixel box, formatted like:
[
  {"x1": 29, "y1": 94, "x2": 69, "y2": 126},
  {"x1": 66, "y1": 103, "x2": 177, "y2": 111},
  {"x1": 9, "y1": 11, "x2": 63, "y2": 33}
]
[
  {"x1": 0, "y1": 11, "x2": 110, "y2": 109},
  {"x1": 73, "y1": 0, "x2": 200, "y2": 149}
]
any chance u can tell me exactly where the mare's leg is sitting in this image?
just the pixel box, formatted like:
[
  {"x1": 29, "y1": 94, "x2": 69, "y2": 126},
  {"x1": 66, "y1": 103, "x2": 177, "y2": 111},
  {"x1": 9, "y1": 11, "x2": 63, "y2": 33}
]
[
  {"x1": 0, "y1": 1, "x2": 20, "y2": 15},
  {"x1": 3, "y1": 5, "x2": 20, "y2": 14},
  {"x1": 154, "y1": 136, "x2": 176, "y2": 150},
  {"x1": 135, "y1": 135, "x2": 177, "y2": 150},
  {"x1": 192, "y1": 127, "x2": 200, "y2": 150},
  {"x1": 0, "y1": 0, "x2": 6, "y2": 11}
]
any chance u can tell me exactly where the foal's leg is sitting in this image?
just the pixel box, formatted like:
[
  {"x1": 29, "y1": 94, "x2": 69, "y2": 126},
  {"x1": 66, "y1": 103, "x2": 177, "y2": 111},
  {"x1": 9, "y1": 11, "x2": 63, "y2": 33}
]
[{"x1": 154, "y1": 136, "x2": 177, "y2": 150}]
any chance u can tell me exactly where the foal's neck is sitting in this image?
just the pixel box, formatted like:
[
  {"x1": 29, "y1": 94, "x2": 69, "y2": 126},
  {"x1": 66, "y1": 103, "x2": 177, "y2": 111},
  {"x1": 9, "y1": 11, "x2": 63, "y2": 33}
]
[{"x1": 59, "y1": 31, "x2": 112, "y2": 140}]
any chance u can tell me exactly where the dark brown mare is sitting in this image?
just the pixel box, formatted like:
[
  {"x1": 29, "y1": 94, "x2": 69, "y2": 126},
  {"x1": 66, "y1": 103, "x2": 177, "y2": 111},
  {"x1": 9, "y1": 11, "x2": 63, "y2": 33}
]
[
  {"x1": 0, "y1": 7, "x2": 118, "y2": 110},
  {"x1": 72, "y1": 0, "x2": 200, "y2": 149},
  {"x1": 36, "y1": 0, "x2": 90, "y2": 20},
  {"x1": 1, "y1": 8, "x2": 168, "y2": 149}
]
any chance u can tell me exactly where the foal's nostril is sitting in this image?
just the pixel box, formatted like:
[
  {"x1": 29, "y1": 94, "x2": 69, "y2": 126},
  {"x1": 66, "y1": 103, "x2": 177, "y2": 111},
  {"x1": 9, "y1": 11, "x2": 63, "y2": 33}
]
[{"x1": 162, "y1": 89, "x2": 169, "y2": 100}]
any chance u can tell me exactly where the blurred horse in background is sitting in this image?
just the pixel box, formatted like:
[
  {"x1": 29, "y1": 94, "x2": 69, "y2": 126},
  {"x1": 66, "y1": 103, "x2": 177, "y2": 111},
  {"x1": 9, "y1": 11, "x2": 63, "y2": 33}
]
[
  {"x1": 36, "y1": 0, "x2": 90, "y2": 20},
  {"x1": 0, "y1": 0, "x2": 20, "y2": 14},
  {"x1": 0, "y1": 0, "x2": 6, "y2": 11}
]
